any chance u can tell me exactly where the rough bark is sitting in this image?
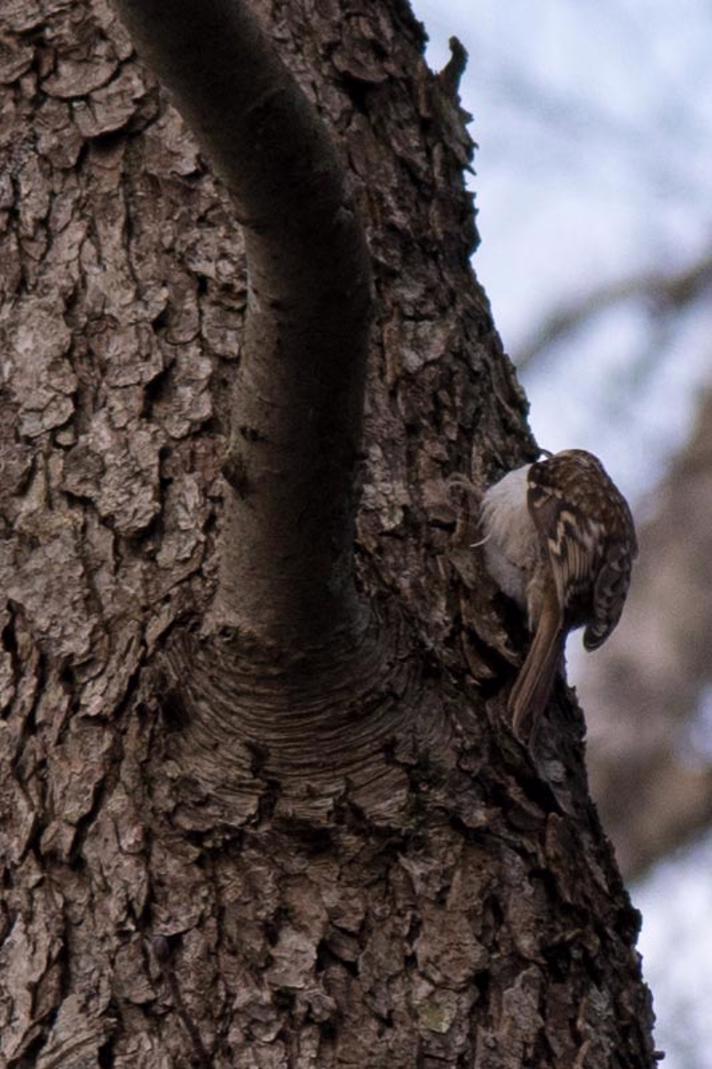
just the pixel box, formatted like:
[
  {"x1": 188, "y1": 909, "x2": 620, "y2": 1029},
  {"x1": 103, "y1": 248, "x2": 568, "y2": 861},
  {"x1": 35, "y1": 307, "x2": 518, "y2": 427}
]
[{"x1": 0, "y1": 2, "x2": 655, "y2": 1067}]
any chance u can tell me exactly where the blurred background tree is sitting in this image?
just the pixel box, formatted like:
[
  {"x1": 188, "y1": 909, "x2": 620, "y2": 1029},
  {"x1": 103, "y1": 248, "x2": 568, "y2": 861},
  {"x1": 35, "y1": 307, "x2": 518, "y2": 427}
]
[{"x1": 415, "y1": 2, "x2": 712, "y2": 1066}]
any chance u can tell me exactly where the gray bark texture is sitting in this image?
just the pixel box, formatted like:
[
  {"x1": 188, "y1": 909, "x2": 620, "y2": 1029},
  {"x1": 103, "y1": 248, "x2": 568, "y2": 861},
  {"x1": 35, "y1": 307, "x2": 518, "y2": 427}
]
[{"x1": 0, "y1": 1, "x2": 656, "y2": 1067}]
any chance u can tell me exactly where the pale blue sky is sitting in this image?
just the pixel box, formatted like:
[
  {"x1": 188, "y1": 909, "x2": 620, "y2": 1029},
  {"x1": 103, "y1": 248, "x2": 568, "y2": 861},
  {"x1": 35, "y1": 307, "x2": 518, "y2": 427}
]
[{"x1": 416, "y1": 0, "x2": 712, "y2": 505}]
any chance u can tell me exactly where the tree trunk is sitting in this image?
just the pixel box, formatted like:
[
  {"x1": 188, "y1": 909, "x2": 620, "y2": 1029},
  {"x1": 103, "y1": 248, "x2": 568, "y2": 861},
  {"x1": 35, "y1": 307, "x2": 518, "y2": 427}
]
[{"x1": 0, "y1": 2, "x2": 656, "y2": 1067}]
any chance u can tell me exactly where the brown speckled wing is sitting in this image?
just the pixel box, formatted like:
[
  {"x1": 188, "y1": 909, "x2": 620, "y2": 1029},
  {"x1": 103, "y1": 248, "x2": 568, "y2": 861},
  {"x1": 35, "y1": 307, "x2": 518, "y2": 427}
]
[{"x1": 526, "y1": 450, "x2": 636, "y2": 647}]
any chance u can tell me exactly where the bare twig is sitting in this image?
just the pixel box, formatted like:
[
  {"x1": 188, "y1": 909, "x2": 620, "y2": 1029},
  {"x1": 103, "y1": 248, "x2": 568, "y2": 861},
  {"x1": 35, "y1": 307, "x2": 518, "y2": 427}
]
[{"x1": 517, "y1": 252, "x2": 712, "y2": 369}]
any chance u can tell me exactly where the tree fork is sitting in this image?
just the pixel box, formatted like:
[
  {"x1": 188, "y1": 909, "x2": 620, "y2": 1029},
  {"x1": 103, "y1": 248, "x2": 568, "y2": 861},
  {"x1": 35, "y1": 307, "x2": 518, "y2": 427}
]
[{"x1": 0, "y1": 2, "x2": 659, "y2": 1063}]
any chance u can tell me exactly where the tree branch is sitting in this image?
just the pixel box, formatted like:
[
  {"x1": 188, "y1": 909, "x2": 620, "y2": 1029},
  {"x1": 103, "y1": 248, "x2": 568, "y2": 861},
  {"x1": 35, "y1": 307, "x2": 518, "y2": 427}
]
[
  {"x1": 517, "y1": 251, "x2": 712, "y2": 368},
  {"x1": 111, "y1": 0, "x2": 373, "y2": 652}
]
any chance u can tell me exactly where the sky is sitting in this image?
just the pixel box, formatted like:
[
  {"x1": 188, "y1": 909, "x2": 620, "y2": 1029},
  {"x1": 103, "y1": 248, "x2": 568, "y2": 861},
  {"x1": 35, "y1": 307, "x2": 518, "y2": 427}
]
[
  {"x1": 411, "y1": 2, "x2": 712, "y2": 1065},
  {"x1": 417, "y1": 0, "x2": 712, "y2": 504}
]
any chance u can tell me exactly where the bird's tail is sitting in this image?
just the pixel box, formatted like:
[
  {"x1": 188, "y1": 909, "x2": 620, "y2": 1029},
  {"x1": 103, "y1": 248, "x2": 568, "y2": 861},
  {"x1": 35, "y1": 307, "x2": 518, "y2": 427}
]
[{"x1": 508, "y1": 600, "x2": 565, "y2": 742}]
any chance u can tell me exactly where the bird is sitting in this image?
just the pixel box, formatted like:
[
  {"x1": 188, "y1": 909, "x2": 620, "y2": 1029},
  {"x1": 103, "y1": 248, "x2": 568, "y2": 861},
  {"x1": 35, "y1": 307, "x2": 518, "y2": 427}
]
[{"x1": 479, "y1": 449, "x2": 637, "y2": 741}]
